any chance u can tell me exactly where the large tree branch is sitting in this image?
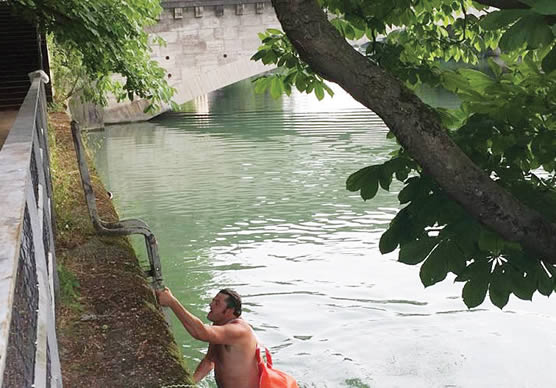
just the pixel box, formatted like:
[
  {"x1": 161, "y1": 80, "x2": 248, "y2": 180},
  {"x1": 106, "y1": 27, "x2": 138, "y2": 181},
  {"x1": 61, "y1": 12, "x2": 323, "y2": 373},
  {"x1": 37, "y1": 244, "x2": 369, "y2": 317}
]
[{"x1": 271, "y1": 0, "x2": 556, "y2": 263}]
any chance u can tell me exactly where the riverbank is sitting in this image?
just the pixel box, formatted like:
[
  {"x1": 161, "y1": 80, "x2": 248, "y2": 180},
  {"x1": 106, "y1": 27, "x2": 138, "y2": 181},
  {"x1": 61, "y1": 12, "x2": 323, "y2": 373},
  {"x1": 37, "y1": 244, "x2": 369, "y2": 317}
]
[{"x1": 49, "y1": 112, "x2": 193, "y2": 387}]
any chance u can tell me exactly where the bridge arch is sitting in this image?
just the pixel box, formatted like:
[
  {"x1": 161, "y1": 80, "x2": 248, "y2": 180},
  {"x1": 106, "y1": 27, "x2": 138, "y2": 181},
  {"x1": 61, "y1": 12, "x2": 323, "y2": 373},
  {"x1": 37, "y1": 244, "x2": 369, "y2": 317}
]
[{"x1": 103, "y1": 0, "x2": 279, "y2": 124}]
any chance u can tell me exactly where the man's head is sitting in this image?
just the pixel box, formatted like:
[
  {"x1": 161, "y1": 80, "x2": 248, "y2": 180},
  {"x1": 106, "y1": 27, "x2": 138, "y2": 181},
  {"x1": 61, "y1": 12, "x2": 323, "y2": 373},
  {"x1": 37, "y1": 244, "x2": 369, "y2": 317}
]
[{"x1": 207, "y1": 288, "x2": 242, "y2": 324}]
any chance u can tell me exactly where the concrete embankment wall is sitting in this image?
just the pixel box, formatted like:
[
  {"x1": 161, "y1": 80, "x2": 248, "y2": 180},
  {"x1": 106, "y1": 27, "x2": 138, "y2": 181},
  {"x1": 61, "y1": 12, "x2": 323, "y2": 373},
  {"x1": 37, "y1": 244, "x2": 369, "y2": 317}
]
[{"x1": 50, "y1": 113, "x2": 193, "y2": 387}]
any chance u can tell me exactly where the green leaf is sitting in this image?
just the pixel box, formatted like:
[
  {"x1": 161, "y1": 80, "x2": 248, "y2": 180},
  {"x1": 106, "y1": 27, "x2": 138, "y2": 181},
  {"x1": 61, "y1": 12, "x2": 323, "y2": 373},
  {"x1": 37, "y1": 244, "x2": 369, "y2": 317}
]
[
  {"x1": 463, "y1": 278, "x2": 489, "y2": 308},
  {"x1": 446, "y1": 218, "x2": 480, "y2": 256},
  {"x1": 419, "y1": 243, "x2": 449, "y2": 287},
  {"x1": 322, "y1": 83, "x2": 335, "y2": 97},
  {"x1": 254, "y1": 77, "x2": 270, "y2": 94},
  {"x1": 388, "y1": 157, "x2": 409, "y2": 182},
  {"x1": 286, "y1": 56, "x2": 298, "y2": 68},
  {"x1": 346, "y1": 166, "x2": 378, "y2": 192},
  {"x1": 251, "y1": 49, "x2": 266, "y2": 61},
  {"x1": 269, "y1": 77, "x2": 283, "y2": 99},
  {"x1": 498, "y1": 16, "x2": 530, "y2": 51},
  {"x1": 541, "y1": 44, "x2": 556, "y2": 73},
  {"x1": 510, "y1": 267, "x2": 537, "y2": 300},
  {"x1": 361, "y1": 174, "x2": 379, "y2": 200},
  {"x1": 267, "y1": 28, "x2": 283, "y2": 35},
  {"x1": 344, "y1": 24, "x2": 355, "y2": 40},
  {"x1": 442, "y1": 71, "x2": 470, "y2": 92},
  {"x1": 478, "y1": 228, "x2": 503, "y2": 252},
  {"x1": 314, "y1": 82, "x2": 325, "y2": 100},
  {"x1": 398, "y1": 238, "x2": 437, "y2": 265},
  {"x1": 489, "y1": 269, "x2": 511, "y2": 309},
  {"x1": 295, "y1": 74, "x2": 307, "y2": 91},
  {"x1": 458, "y1": 69, "x2": 496, "y2": 85},
  {"x1": 262, "y1": 50, "x2": 278, "y2": 65},
  {"x1": 480, "y1": 9, "x2": 530, "y2": 31},
  {"x1": 346, "y1": 165, "x2": 380, "y2": 201},
  {"x1": 395, "y1": 168, "x2": 409, "y2": 182},
  {"x1": 398, "y1": 178, "x2": 419, "y2": 204},
  {"x1": 379, "y1": 227, "x2": 399, "y2": 254},
  {"x1": 455, "y1": 259, "x2": 490, "y2": 283},
  {"x1": 283, "y1": 71, "x2": 296, "y2": 85},
  {"x1": 487, "y1": 58, "x2": 502, "y2": 79},
  {"x1": 498, "y1": 15, "x2": 554, "y2": 51},
  {"x1": 536, "y1": 264, "x2": 553, "y2": 297},
  {"x1": 525, "y1": 19, "x2": 553, "y2": 49},
  {"x1": 445, "y1": 241, "x2": 467, "y2": 274},
  {"x1": 378, "y1": 166, "x2": 393, "y2": 191},
  {"x1": 531, "y1": 0, "x2": 556, "y2": 15},
  {"x1": 458, "y1": 69, "x2": 495, "y2": 91}
]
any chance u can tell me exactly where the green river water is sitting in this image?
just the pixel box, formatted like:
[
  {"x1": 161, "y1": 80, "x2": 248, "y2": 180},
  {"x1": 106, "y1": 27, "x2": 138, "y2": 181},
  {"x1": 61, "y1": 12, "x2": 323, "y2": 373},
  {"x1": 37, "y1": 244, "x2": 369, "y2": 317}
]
[{"x1": 87, "y1": 80, "x2": 555, "y2": 388}]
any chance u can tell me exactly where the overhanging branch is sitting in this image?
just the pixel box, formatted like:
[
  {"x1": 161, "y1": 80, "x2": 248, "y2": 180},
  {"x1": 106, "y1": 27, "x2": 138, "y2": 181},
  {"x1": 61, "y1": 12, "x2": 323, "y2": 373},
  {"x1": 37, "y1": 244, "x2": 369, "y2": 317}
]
[{"x1": 271, "y1": 0, "x2": 556, "y2": 263}]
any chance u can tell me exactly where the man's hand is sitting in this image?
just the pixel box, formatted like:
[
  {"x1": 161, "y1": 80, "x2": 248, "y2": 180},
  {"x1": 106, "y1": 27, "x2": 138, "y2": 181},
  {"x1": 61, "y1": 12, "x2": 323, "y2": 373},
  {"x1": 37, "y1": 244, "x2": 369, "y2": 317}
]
[{"x1": 156, "y1": 287, "x2": 176, "y2": 307}]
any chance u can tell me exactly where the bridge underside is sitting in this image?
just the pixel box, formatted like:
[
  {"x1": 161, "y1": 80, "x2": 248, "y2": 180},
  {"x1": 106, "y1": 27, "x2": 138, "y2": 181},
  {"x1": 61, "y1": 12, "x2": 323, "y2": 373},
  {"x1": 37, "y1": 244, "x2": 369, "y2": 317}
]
[{"x1": 100, "y1": 2, "x2": 278, "y2": 125}]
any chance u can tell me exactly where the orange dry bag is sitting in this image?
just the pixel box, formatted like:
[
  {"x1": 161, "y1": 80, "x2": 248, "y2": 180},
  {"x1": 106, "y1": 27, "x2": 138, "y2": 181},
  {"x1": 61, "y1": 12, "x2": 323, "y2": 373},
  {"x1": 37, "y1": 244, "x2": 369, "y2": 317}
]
[{"x1": 256, "y1": 347, "x2": 299, "y2": 388}]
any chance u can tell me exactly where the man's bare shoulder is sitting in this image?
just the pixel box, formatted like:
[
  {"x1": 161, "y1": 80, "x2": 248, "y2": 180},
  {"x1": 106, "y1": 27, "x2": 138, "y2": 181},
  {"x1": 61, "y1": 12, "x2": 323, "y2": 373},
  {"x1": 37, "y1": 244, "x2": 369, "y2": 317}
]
[
  {"x1": 227, "y1": 319, "x2": 256, "y2": 340},
  {"x1": 227, "y1": 318, "x2": 251, "y2": 330}
]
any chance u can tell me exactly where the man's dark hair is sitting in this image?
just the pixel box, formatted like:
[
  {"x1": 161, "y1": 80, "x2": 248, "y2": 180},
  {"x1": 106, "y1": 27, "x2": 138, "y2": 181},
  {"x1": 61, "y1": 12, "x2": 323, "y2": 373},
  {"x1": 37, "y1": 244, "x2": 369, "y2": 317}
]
[{"x1": 219, "y1": 288, "x2": 242, "y2": 317}]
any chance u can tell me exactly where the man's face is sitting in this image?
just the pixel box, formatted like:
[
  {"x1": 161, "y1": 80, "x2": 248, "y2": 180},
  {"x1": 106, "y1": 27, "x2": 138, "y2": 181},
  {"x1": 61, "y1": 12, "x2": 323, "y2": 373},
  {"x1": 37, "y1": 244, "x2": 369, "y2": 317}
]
[{"x1": 207, "y1": 292, "x2": 233, "y2": 323}]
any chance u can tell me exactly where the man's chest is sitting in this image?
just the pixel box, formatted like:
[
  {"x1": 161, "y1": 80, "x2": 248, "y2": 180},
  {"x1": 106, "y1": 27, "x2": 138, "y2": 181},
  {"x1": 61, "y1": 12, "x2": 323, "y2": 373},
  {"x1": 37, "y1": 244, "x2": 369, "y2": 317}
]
[{"x1": 213, "y1": 344, "x2": 234, "y2": 362}]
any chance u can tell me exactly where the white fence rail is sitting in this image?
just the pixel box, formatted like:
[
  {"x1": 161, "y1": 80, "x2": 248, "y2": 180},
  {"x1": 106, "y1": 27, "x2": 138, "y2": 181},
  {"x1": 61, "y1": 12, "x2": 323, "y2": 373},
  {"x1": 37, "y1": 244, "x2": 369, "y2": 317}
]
[{"x1": 0, "y1": 72, "x2": 62, "y2": 388}]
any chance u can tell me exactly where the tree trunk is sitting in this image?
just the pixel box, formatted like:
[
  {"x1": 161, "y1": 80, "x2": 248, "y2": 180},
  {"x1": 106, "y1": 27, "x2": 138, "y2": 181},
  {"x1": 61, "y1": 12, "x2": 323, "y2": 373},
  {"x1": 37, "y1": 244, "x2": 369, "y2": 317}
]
[{"x1": 271, "y1": 0, "x2": 556, "y2": 263}]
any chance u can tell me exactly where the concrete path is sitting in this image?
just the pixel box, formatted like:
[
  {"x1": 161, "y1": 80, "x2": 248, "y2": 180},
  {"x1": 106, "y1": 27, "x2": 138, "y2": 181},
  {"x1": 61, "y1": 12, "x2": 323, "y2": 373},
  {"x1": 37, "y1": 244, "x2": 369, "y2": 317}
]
[{"x1": 0, "y1": 110, "x2": 18, "y2": 150}]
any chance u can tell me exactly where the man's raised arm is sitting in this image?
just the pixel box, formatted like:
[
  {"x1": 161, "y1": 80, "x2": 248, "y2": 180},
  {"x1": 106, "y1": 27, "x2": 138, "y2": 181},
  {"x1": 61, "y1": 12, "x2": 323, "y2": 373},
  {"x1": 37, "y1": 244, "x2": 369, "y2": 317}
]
[{"x1": 157, "y1": 288, "x2": 246, "y2": 344}]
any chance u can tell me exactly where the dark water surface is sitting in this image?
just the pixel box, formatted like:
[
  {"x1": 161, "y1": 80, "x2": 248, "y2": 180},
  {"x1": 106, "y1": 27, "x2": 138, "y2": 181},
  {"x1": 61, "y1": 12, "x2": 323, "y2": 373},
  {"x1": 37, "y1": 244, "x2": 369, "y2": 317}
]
[{"x1": 88, "y1": 80, "x2": 555, "y2": 388}]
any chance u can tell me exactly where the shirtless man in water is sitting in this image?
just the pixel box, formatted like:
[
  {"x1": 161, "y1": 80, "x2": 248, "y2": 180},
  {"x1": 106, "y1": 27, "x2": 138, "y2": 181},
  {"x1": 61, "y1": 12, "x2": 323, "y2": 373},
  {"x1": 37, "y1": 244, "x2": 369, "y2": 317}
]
[{"x1": 157, "y1": 288, "x2": 259, "y2": 388}]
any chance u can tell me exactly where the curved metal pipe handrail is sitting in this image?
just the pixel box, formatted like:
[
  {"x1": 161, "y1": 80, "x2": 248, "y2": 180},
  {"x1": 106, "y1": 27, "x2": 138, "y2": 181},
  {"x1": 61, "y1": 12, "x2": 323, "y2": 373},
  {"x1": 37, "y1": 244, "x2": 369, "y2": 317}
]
[{"x1": 70, "y1": 120, "x2": 164, "y2": 289}]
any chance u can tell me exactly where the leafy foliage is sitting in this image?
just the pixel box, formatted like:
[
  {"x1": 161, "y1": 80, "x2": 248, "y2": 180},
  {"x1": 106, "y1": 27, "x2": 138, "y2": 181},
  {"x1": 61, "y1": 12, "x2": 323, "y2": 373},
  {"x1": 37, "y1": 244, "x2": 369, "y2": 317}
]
[
  {"x1": 47, "y1": 35, "x2": 97, "y2": 108},
  {"x1": 253, "y1": 0, "x2": 556, "y2": 308},
  {"x1": 251, "y1": 29, "x2": 334, "y2": 100},
  {"x1": 8, "y1": 0, "x2": 175, "y2": 111}
]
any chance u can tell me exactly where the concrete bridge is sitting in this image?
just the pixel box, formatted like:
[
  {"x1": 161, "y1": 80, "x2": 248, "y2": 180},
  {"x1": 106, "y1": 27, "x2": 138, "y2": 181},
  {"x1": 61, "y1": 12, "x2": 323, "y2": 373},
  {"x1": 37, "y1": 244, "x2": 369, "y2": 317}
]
[{"x1": 96, "y1": 0, "x2": 279, "y2": 126}]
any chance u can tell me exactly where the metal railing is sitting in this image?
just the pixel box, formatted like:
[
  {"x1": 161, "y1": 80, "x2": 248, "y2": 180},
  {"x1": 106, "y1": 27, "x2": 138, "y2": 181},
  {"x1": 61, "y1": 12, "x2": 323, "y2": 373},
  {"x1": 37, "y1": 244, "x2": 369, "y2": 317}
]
[
  {"x1": 71, "y1": 121, "x2": 164, "y2": 290},
  {"x1": 0, "y1": 71, "x2": 62, "y2": 388}
]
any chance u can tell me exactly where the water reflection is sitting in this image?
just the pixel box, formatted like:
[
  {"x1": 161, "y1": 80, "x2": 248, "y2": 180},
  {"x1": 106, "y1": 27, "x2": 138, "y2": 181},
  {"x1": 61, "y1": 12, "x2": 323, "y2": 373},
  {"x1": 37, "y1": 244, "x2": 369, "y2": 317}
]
[{"x1": 88, "y1": 80, "x2": 555, "y2": 388}]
